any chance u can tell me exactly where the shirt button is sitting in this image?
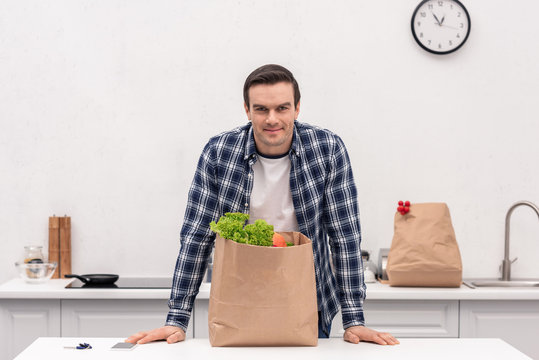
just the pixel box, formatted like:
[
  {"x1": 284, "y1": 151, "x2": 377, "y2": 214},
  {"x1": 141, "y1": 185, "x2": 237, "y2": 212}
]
[{"x1": 244, "y1": 203, "x2": 249, "y2": 207}]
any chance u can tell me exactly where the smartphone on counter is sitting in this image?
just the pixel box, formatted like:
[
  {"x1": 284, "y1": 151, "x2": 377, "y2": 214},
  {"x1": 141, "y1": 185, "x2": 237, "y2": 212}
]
[{"x1": 110, "y1": 342, "x2": 137, "y2": 350}]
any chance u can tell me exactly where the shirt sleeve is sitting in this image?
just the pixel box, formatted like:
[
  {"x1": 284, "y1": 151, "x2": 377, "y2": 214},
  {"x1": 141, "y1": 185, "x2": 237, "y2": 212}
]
[
  {"x1": 323, "y1": 135, "x2": 366, "y2": 329},
  {"x1": 165, "y1": 141, "x2": 219, "y2": 331}
]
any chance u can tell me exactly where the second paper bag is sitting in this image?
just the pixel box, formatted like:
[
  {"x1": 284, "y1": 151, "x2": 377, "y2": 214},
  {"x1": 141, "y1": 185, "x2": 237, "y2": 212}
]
[
  {"x1": 386, "y1": 203, "x2": 462, "y2": 287},
  {"x1": 208, "y1": 231, "x2": 318, "y2": 347}
]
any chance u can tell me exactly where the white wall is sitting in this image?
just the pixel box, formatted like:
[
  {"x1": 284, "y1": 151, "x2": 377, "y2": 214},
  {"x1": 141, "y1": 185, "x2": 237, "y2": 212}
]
[{"x1": 1, "y1": 0, "x2": 539, "y2": 284}]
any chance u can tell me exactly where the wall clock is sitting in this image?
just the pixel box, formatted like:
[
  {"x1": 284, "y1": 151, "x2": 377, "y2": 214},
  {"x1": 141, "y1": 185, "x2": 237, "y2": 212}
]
[{"x1": 411, "y1": 0, "x2": 471, "y2": 55}]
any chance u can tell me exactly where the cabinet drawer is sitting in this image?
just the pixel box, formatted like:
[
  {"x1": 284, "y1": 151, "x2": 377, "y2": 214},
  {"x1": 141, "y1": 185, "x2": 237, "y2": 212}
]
[
  {"x1": 460, "y1": 300, "x2": 539, "y2": 360},
  {"x1": 61, "y1": 299, "x2": 193, "y2": 339},
  {"x1": 0, "y1": 299, "x2": 60, "y2": 360},
  {"x1": 197, "y1": 299, "x2": 458, "y2": 339},
  {"x1": 331, "y1": 300, "x2": 459, "y2": 338}
]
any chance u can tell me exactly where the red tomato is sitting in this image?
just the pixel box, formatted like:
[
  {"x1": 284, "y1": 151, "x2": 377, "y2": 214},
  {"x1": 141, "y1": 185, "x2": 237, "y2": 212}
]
[{"x1": 272, "y1": 233, "x2": 287, "y2": 247}]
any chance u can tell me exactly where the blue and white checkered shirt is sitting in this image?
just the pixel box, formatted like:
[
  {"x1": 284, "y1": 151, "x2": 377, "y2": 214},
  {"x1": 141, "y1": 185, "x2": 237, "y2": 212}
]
[{"x1": 166, "y1": 121, "x2": 366, "y2": 333}]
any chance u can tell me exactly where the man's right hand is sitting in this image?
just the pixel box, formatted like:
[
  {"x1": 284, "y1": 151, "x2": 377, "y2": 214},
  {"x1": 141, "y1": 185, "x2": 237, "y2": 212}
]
[{"x1": 125, "y1": 326, "x2": 186, "y2": 344}]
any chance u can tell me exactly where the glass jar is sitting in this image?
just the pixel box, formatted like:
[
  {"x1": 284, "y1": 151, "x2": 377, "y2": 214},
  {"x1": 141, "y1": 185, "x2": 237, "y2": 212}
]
[
  {"x1": 24, "y1": 246, "x2": 44, "y2": 264},
  {"x1": 361, "y1": 250, "x2": 377, "y2": 283}
]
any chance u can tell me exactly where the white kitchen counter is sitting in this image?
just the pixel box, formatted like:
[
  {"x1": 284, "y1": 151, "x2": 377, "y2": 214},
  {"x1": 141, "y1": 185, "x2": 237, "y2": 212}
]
[
  {"x1": 1, "y1": 278, "x2": 539, "y2": 300},
  {"x1": 0, "y1": 278, "x2": 205, "y2": 300},
  {"x1": 14, "y1": 337, "x2": 531, "y2": 360}
]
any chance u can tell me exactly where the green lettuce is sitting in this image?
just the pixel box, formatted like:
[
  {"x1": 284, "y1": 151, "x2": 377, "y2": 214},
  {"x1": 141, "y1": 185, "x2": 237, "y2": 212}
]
[
  {"x1": 210, "y1": 212, "x2": 249, "y2": 243},
  {"x1": 210, "y1": 212, "x2": 274, "y2": 246},
  {"x1": 244, "y1": 219, "x2": 274, "y2": 246}
]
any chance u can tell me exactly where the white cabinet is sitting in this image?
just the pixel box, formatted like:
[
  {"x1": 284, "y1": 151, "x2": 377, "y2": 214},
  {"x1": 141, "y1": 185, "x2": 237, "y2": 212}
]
[
  {"x1": 331, "y1": 300, "x2": 459, "y2": 338},
  {"x1": 193, "y1": 299, "x2": 459, "y2": 339},
  {"x1": 0, "y1": 299, "x2": 60, "y2": 360},
  {"x1": 460, "y1": 300, "x2": 539, "y2": 360},
  {"x1": 61, "y1": 299, "x2": 194, "y2": 339},
  {"x1": 2, "y1": 286, "x2": 538, "y2": 360},
  {"x1": 193, "y1": 299, "x2": 209, "y2": 338}
]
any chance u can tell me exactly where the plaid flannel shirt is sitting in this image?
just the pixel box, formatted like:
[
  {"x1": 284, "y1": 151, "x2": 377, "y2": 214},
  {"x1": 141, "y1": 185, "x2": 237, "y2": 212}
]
[{"x1": 166, "y1": 121, "x2": 366, "y2": 333}]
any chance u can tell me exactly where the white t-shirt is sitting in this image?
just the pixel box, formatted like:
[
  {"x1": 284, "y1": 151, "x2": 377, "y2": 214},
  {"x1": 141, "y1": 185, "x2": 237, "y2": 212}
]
[{"x1": 248, "y1": 153, "x2": 299, "y2": 232}]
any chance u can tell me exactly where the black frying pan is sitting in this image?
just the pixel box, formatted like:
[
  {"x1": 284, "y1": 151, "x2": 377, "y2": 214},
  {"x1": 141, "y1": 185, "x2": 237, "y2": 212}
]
[{"x1": 65, "y1": 274, "x2": 119, "y2": 285}]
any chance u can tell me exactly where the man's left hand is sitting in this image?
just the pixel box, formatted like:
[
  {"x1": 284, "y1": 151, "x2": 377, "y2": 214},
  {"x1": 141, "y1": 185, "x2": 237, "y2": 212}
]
[{"x1": 343, "y1": 325, "x2": 400, "y2": 345}]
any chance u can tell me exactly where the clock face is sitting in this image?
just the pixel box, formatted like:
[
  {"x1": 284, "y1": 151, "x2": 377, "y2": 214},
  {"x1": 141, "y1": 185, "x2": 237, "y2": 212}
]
[{"x1": 411, "y1": 0, "x2": 471, "y2": 55}]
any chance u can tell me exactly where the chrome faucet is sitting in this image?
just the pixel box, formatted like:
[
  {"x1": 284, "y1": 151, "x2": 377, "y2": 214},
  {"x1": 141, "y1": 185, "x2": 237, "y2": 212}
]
[{"x1": 501, "y1": 201, "x2": 539, "y2": 281}]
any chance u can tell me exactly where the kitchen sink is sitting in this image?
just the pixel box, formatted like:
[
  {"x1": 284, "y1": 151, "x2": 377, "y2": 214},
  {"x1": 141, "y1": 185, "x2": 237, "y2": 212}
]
[
  {"x1": 471, "y1": 280, "x2": 539, "y2": 287},
  {"x1": 469, "y1": 201, "x2": 539, "y2": 289}
]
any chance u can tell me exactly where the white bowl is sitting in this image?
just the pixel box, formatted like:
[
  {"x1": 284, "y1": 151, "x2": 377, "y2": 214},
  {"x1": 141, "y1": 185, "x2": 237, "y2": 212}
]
[{"x1": 15, "y1": 262, "x2": 57, "y2": 284}]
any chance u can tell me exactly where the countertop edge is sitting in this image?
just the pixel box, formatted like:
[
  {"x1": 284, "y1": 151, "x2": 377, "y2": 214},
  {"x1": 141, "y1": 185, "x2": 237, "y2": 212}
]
[{"x1": 1, "y1": 279, "x2": 539, "y2": 300}]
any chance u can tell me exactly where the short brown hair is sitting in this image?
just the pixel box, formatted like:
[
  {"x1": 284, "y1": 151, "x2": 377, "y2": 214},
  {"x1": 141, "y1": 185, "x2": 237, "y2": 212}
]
[{"x1": 243, "y1": 64, "x2": 301, "y2": 109}]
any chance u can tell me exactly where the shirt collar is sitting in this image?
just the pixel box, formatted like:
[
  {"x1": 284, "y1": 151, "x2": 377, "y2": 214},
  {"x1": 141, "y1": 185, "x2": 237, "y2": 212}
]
[{"x1": 243, "y1": 121, "x2": 302, "y2": 160}]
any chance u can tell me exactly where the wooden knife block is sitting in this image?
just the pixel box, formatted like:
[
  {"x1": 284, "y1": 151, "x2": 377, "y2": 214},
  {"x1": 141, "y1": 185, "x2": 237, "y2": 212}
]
[{"x1": 48, "y1": 216, "x2": 71, "y2": 279}]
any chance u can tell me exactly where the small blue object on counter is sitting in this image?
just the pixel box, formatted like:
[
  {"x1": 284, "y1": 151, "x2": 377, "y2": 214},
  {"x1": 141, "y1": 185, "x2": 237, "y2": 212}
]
[{"x1": 63, "y1": 342, "x2": 92, "y2": 350}]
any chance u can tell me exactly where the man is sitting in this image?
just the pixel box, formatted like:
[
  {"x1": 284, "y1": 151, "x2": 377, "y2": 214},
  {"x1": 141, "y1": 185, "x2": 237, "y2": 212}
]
[{"x1": 127, "y1": 64, "x2": 398, "y2": 345}]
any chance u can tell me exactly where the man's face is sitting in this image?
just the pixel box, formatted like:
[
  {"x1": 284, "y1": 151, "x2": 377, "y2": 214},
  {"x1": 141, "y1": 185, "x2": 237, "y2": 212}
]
[{"x1": 244, "y1": 82, "x2": 300, "y2": 156}]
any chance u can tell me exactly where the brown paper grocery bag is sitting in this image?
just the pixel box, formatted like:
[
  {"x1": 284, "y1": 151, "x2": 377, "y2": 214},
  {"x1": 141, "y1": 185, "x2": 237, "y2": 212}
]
[
  {"x1": 208, "y1": 232, "x2": 318, "y2": 347},
  {"x1": 386, "y1": 203, "x2": 462, "y2": 287}
]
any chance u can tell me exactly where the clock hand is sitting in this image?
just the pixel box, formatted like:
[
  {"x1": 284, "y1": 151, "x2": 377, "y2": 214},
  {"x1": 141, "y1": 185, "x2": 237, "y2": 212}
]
[
  {"x1": 432, "y1": 12, "x2": 442, "y2": 26},
  {"x1": 441, "y1": 15, "x2": 445, "y2": 25},
  {"x1": 440, "y1": 24, "x2": 460, "y2": 30}
]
